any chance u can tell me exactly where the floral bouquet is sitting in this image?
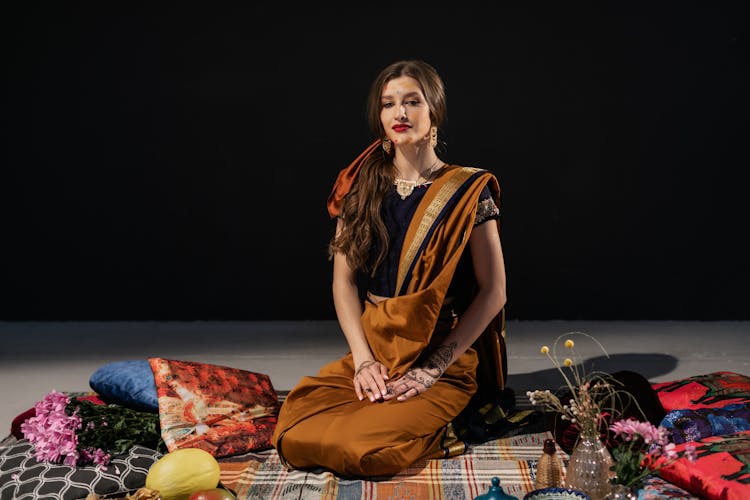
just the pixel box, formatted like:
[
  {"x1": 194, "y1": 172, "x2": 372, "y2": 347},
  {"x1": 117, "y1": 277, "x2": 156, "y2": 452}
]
[
  {"x1": 526, "y1": 332, "x2": 639, "y2": 440},
  {"x1": 20, "y1": 390, "x2": 166, "y2": 467},
  {"x1": 526, "y1": 332, "x2": 698, "y2": 494},
  {"x1": 608, "y1": 417, "x2": 696, "y2": 489}
]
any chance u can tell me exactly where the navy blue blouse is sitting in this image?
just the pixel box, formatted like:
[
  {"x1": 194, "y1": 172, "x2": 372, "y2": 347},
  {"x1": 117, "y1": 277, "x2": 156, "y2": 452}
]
[{"x1": 367, "y1": 182, "x2": 499, "y2": 300}]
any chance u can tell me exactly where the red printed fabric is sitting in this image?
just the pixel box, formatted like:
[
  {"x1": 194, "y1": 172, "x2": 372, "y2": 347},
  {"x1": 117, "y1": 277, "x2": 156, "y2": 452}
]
[
  {"x1": 652, "y1": 371, "x2": 750, "y2": 412},
  {"x1": 148, "y1": 358, "x2": 280, "y2": 458},
  {"x1": 654, "y1": 430, "x2": 750, "y2": 500}
]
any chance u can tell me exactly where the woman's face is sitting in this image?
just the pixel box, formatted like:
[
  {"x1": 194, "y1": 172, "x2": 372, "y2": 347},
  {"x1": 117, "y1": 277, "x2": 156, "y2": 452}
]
[{"x1": 380, "y1": 76, "x2": 432, "y2": 149}]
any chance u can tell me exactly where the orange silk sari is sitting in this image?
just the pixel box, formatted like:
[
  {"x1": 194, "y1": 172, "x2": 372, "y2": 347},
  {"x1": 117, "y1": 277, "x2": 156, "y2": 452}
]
[{"x1": 272, "y1": 164, "x2": 506, "y2": 477}]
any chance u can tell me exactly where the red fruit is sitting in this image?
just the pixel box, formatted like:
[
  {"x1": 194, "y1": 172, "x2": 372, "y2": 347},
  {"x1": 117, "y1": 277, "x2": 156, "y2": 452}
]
[{"x1": 188, "y1": 488, "x2": 236, "y2": 500}]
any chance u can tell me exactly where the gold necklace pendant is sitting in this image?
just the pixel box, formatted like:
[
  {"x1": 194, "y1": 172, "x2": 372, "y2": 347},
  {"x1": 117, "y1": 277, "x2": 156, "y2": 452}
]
[
  {"x1": 395, "y1": 178, "x2": 417, "y2": 199},
  {"x1": 393, "y1": 159, "x2": 444, "y2": 200}
]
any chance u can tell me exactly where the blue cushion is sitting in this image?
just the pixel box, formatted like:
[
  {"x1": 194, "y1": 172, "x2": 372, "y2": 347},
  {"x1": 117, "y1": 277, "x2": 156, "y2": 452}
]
[{"x1": 89, "y1": 359, "x2": 158, "y2": 412}]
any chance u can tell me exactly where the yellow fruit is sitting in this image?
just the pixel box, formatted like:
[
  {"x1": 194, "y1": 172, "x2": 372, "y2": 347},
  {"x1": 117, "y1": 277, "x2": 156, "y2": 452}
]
[{"x1": 145, "y1": 448, "x2": 221, "y2": 500}]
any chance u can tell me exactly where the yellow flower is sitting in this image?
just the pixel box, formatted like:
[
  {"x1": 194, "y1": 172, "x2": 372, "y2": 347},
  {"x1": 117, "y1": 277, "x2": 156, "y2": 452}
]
[{"x1": 528, "y1": 332, "x2": 633, "y2": 441}]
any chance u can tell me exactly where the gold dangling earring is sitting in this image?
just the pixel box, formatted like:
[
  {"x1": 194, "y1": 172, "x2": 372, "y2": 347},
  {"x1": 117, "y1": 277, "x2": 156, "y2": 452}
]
[
  {"x1": 429, "y1": 126, "x2": 438, "y2": 148},
  {"x1": 382, "y1": 138, "x2": 392, "y2": 154}
]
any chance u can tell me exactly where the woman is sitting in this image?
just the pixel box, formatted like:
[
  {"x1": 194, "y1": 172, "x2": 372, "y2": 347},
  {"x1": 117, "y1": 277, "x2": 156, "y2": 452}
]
[{"x1": 272, "y1": 60, "x2": 508, "y2": 477}]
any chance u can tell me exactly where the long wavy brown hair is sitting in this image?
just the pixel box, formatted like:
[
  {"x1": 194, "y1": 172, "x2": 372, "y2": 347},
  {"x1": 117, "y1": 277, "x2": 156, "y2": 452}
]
[{"x1": 328, "y1": 60, "x2": 447, "y2": 275}]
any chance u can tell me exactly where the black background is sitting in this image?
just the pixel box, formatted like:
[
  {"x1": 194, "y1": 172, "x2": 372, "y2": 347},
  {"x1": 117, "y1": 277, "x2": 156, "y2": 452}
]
[{"x1": 3, "y1": 3, "x2": 747, "y2": 321}]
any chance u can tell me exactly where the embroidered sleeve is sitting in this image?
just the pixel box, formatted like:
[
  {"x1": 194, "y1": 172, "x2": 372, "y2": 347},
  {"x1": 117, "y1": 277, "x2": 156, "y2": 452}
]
[{"x1": 474, "y1": 187, "x2": 500, "y2": 226}]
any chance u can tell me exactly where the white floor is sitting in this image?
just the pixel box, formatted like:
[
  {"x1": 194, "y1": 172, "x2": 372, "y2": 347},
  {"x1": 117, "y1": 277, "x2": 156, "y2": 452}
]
[{"x1": 2, "y1": 320, "x2": 748, "y2": 435}]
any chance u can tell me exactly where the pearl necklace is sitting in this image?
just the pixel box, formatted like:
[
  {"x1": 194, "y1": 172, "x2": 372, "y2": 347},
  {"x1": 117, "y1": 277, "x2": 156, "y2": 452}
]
[{"x1": 394, "y1": 160, "x2": 443, "y2": 200}]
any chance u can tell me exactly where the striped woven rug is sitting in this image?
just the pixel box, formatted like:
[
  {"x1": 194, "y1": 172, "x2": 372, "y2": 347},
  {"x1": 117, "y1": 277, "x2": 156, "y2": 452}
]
[
  {"x1": 216, "y1": 391, "x2": 697, "y2": 499},
  {"x1": 217, "y1": 427, "x2": 556, "y2": 500}
]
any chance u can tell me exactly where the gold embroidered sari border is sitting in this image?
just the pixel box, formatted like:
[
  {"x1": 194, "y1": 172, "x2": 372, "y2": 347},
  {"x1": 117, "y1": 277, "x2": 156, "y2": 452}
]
[{"x1": 395, "y1": 167, "x2": 481, "y2": 295}]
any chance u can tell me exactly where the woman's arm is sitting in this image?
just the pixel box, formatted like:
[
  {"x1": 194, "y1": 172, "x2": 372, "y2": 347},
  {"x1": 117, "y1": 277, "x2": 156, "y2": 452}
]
[
  {"x1": 385, "y1": 218, "x2": 507, "y2": 401},
  {"x1": 331, "y1": 219, "x2": 390, "y2": 402}
]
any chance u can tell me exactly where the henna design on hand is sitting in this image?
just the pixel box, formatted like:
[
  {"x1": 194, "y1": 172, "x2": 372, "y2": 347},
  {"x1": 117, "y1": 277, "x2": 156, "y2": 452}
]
[
  {"x1": 355, "y1": 360, "x2": 376, "y2": 376},
  {"x1": 403, "y1": 369, "x2": 435, "y2": 391},
  {"x1": 387, "y1": 342, "x2": 460, "y2": 401},
  {"x1": 425, "y1": 341, "x2": 457, "y2": 375}
]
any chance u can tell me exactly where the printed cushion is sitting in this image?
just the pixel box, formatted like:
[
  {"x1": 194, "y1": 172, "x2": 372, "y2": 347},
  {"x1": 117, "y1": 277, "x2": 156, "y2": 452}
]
[
  {"x1": 89, "y1": 359, "x2": 159, "y2": 412},
  {"x1": 654, "y1": 429, "x2": 750, "y2": 500},
  {"x1": 652, "y1": 371, "x2": 750, "y2": 412},
  {"x1": 638, "y1": 475, "x2": 701, "y2": 499},
  {"x1": 660, "y1": 403, "x2": 750, "y2": 444},
  {"x1": 148, "y1": 357, "x2": 280, "y2": 458},
  {"x1": 0, "y1": 435, "x2": 161, "y2": 500}
]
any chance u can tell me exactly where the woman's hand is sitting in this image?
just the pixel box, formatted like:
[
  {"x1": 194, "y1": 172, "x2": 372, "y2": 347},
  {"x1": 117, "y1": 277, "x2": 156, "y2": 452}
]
[
  {"x1": 354, "y1": 360, "x2": 389, "y2": 402},
  {"x1": 384, "y1": 341, "x2": 455, "y2": 401},
  {"x1": 383, "y1": 365, "x2": 441, "y2": 402}
]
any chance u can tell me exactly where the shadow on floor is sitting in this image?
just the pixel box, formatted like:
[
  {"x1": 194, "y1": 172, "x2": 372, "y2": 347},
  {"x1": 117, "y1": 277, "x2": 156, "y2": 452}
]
[{"x1": 507, "y1": 353, "x2": 679, "y2": 394}]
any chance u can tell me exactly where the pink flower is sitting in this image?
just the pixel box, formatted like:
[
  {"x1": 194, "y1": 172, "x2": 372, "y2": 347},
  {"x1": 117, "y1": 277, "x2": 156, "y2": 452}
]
[
  {"x1": 63, "y1": 451, "x2": 80, "y2": 466},
  {"x1": 610, "y1": 417, "x2": 699, "y2": 488},
  {"x1": 80, "y1": 447, "x2": 111, "y2": 467},
  {"x1": 663, "y1": 442, "x2": 678, "y2": 459},
  {"x1": 21, "y1": 391, "x2": 83, "y2": 466},
  {"x1": 91, "y1": 448, "x2": 111, "y2": 466},
  {"x1": 21, "y1": 389, "x2": 159, "y2": 467},
  {"x1": 609, "y1": 417, "x2": 660, "y2": 443}
]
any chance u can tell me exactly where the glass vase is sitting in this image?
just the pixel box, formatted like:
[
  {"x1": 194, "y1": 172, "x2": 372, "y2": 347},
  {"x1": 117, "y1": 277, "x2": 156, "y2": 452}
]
[
  {"x1": 605, "y1": 483, "x2": 638, "y2": 500},
  {"x1": 564, "y1": 430, "x2": 614, "y2": 500}
]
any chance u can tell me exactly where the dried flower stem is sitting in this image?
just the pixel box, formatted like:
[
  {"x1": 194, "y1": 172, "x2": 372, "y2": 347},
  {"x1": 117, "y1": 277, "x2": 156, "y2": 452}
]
[{"x1": 528, "y1": 332, "x2": 647, "y2": 441}]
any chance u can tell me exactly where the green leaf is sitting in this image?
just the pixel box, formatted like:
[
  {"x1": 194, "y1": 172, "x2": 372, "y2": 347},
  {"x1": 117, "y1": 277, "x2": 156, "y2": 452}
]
[{"x1": 67, "y1": 400, "x2": 167, "y2": 456}]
